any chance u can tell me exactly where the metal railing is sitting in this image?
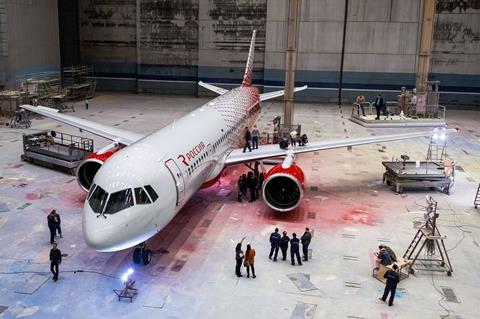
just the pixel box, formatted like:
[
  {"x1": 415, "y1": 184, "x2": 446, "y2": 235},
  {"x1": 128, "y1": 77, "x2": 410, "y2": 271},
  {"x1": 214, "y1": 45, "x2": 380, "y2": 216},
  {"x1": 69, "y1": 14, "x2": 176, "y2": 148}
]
[{"x1": 351, "y1": 102, "x2": 446, "y2": 120}]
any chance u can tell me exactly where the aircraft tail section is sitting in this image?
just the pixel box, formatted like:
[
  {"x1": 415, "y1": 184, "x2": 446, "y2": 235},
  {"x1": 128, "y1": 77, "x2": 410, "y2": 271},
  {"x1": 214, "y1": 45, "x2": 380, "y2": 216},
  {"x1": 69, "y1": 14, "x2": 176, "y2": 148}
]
[{"x1": 241, "y1": 30, "x2": 256, "y2": 87}]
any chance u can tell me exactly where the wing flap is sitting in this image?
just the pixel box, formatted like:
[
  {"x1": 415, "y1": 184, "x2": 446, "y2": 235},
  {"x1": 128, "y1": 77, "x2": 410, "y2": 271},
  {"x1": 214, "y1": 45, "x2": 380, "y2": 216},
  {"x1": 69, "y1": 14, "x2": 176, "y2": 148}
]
[{"x1": 21, "y1": 104, "x2": 144, "y2": 145}]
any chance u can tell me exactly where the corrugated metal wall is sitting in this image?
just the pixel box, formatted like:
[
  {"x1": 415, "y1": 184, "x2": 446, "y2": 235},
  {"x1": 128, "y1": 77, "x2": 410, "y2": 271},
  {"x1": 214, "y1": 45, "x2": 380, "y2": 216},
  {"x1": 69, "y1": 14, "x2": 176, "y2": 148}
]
[
  {"x1": 61, "y1": 0, "x2": 480, "y2": 105},
  {"x1": 1, "y1": 0, "x2": 60, "y2": 88}
]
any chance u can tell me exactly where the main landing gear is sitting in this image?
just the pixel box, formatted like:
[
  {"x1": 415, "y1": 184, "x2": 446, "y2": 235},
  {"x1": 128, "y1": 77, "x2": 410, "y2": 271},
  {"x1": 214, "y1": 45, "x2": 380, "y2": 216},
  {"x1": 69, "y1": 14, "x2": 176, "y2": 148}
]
[{"x1": 132, "y1": 242, "x2": 152, "y2": 265}]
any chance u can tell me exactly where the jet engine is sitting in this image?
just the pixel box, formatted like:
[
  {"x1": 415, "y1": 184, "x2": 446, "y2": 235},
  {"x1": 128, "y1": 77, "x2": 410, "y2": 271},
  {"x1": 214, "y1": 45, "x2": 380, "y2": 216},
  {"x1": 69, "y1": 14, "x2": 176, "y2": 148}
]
[
  {"x1": 76, "y1": 143, "x2": 120, "y2": 191},
  {"x1": 262, "y1": 163, "x2": 305, "y2": 212}
]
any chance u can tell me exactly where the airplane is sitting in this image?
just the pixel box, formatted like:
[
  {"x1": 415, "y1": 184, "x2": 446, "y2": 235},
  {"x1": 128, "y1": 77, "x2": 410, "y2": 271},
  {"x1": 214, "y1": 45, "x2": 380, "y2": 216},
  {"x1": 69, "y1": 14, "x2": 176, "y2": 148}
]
[{"x1": 22, "y1": 30, "x2": 457, "y2": 265}]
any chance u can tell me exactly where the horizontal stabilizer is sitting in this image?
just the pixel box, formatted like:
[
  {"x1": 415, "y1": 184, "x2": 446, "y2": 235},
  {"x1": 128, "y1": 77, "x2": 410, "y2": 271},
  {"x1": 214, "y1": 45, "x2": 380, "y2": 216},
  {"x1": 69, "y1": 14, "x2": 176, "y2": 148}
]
[
  {"x1": 260, "y1": 85, "x2": 308, "y2": 102},
  {"x1": 198, "y1": 81, "x2": 228, "y2": 95}
]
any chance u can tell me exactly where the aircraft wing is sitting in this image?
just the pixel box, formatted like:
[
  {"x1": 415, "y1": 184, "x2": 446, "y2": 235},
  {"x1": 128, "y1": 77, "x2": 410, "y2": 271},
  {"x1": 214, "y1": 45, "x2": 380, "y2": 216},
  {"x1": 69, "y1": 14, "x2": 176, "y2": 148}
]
[
  {"x1": 21, "y1": 105, "x2": 144, "y2": 146},
  {"x1": 224, "y1": 128, "x2": 458, "y2": 165},
  {"x1": 198, "y1": 81, "x2": 228, "y2": 95},
  {"x1": 260, "y1": 85, "x2": 308, "y2": 102}
]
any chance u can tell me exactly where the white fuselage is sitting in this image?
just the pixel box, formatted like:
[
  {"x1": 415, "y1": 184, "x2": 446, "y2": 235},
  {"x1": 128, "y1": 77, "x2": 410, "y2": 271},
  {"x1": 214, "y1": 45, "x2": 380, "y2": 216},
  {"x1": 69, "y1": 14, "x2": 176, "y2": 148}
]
[{"x1": 83, "y1": 86, "x2": 261, "y2": 251}]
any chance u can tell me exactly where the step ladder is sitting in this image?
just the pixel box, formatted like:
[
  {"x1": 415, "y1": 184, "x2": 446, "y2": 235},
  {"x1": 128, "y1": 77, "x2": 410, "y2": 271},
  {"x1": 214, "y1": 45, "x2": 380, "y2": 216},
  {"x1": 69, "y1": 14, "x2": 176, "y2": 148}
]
[
  {"x1": 475, "y1": 183, "x2": 480, "y2": 209},
  {"x1": 403, "y1": 196, "x2": 453, "y2": 276}
]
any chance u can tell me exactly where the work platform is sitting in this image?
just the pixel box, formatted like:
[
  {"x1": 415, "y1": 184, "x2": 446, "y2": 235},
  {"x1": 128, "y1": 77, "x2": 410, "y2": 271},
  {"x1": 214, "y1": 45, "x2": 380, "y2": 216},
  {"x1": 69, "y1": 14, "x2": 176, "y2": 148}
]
[
  {"x1": 21, "y1": 131, "x2": 93, "y2": 175},
  {"x1": 382, "y1": 161, "x2": 454, "y2": 194},
  {"x1": 350, "y1": 103, "x2": 446, "y2": 128}
]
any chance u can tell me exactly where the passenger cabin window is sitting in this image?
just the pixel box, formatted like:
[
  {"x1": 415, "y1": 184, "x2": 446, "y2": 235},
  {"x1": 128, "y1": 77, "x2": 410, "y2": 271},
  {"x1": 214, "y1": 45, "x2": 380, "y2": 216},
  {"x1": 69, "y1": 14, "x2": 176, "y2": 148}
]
[
  {"x1": 89, "y1": 185, "x2": 108, "y2": 214},
  {"x1": 104, "y1": 188, "x2": 134, "y2": 214},
  {"x1": 134, "y1": 187, "x2": 151, "y2": 205},
  {"x1": 144, "y1": 185, "x2": 159, "y2": 202}
]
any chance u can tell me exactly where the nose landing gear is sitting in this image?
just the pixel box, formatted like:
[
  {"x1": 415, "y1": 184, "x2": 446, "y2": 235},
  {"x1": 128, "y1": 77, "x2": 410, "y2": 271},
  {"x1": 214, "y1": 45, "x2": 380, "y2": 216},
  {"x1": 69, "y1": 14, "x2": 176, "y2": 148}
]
[{"x1": 133, "y1": 242, "x2": 152, "y2": 265}]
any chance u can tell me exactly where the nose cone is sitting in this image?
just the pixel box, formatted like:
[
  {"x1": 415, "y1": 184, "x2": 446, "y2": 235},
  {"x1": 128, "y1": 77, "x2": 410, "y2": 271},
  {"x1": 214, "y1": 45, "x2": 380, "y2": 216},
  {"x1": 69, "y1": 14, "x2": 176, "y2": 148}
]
[
  {"x1": 82, "y1": 204, "x2": 118, "y2": 252},
  {"x1": 82, "y1": 200, "x2": 159, "y2": 252}
]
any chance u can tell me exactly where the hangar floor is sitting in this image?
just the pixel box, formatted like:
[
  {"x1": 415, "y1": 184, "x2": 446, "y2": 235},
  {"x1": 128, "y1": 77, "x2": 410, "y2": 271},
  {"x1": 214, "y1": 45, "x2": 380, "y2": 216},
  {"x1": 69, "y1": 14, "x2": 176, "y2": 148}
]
[{"x1": 0, "y1": 93, "x2": 479, "y2": 319}]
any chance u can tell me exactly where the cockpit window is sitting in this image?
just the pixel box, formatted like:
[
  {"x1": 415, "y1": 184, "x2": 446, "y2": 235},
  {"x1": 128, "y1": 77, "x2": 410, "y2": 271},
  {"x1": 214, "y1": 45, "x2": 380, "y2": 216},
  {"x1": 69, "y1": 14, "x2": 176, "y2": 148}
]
[
  {"x1": 134, "y1": 187, "x2": 151, "y2": 205},
  {"x1": 144, "y1": 185, "x2": 158, "y2": 202},
  {"x1": 104, "y1": 188, "x2": 134, "y2": 215},
  {"x1": 88, "y1": 185, "x2": 108, "y2": 214}
]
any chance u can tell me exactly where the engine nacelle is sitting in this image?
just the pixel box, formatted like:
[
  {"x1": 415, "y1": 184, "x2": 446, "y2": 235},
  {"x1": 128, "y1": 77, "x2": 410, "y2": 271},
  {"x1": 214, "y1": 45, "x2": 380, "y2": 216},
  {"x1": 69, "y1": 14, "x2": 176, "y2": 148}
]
[
  {"x1": 76, "y1": 146, "x2": 119, "y2": 192},
  {"x1": 262, "y1": 163, "x2": 305, "y2": 212}
]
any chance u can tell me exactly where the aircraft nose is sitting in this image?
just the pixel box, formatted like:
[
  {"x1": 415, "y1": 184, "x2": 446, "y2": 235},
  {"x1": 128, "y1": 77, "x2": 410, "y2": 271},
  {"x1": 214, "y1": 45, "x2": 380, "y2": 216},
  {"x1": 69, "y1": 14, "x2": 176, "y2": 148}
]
[{"x1": 82, "y1": 205, "x2": 116, "y2": 252}]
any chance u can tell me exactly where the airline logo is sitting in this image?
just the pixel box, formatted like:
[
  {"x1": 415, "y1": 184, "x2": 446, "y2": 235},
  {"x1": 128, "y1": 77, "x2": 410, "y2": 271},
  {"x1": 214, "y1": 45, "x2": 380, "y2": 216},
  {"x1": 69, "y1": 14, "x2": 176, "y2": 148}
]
[{"x1": 178, "y1": 141, "x2": 206, "y2": 166}]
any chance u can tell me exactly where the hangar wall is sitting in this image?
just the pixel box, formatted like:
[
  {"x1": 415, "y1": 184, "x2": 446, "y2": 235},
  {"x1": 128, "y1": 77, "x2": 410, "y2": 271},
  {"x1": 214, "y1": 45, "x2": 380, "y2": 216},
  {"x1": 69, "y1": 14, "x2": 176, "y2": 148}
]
[
  {"x1": 0, "y1": 0, "x2": 60, "y2": 88},
  {"x1": 67, "y1": 0, "x2": 480, "y2": 105}
]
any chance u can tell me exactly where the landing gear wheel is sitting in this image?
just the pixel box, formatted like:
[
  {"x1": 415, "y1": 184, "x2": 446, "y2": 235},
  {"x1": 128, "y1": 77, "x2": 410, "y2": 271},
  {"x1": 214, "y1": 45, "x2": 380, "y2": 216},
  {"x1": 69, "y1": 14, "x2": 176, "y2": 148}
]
[
  {"x1": 447, "y1": 271, "x2": 452, "y2": 276},
  {"x1": 133, "y1": 248, "x2": 142, "y2": 264},
  {"x1": 409, "y1": 268, "x2": 415, "y2": 274},
  {"x1": 142, "y1": 249, "x2": 152, "y2": 265}
]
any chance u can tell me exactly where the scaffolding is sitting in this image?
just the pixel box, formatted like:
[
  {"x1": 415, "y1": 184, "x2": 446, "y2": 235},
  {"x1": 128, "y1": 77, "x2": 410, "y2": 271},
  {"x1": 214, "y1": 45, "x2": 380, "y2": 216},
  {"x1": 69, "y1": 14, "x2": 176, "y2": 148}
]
[{"x1": 62, "y1": 65, "x2": 96, "y2": 100}]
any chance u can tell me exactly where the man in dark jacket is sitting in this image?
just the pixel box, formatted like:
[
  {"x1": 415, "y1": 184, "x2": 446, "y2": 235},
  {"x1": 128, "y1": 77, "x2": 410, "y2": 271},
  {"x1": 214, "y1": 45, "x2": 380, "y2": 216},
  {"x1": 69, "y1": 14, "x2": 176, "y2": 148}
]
[
  {"x1": 50, "y1": 243, "x2": 62, "y2": 281},
  {"x1": 290, "y1": 233, "x2": 302, "y2": 266},
  {"x1": 53, "y1": 209, "x2": 62, "y2": 238},
  {"x1": 375, "y1": 245, "x2": 393, "y2": 269},
  {"x1": 374, "y1": 94, "x2": 385, "y2": 120},
  {"x1": 300, "y1": 227, "x2": 312, "y2": 261},
  {"x1": 242, "y1": 127, "x2": 252, "y2": 153},
  {"x1": 269, "y1": 228, "x2": 281, "y2": 261},
  {"x1": 280, "y1": 231, "x2": 290, "y2": 261},
  {"x1": 47, "y1": 210, "x2": 57, "y2": 244},
  {"x1": 247, "y1": 172, "x2": 257, "y2": 202},
  {"x1": 380, "y1": 264, "x2": 400, "y2": 306}
]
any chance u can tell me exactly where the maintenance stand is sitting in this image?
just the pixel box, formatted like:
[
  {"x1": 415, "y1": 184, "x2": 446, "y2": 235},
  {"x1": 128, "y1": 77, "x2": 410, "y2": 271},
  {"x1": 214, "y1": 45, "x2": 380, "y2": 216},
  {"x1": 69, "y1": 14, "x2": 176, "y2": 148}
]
[
  {"x1": 21, "y1": 131, "x2": 93, "y2": 175},
  {"x1": 403, "y1": 197, "x2": 453, "y2": 276},
  {"x1": 382, "y1": 131, "x2": 455, "y2": 194}
]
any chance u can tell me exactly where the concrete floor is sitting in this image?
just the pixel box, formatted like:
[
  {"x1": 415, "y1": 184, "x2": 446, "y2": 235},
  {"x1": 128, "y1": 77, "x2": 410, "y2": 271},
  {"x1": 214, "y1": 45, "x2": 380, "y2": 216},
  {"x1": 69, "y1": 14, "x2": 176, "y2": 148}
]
[{"x1": 0, "y1": 93, "x2": 479, "y2": 319}]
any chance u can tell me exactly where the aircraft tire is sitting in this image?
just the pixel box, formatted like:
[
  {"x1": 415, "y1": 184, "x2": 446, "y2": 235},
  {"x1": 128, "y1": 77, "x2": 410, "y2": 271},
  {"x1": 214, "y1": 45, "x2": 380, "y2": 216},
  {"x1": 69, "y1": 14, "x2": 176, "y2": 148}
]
[
  {"x1": 133, "y1": 248, "x2": 142, "y2": 264},
  {"x1": 142, "y1": 249, "x2": 152, "y2": 265}
]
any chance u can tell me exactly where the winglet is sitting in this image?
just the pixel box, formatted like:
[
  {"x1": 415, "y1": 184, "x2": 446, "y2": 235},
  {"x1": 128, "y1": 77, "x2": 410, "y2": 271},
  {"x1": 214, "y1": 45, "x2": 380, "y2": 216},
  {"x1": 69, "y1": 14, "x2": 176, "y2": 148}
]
[{"x1": 241, "y1": 30, "x2": 256, "y2": 87}]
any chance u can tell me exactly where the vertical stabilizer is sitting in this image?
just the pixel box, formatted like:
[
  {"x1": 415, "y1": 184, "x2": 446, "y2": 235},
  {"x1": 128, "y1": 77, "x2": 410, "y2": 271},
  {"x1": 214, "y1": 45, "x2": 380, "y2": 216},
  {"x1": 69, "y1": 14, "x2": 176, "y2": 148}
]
[{"x1": 241, "y1": 30, "x2": 256, "y2": 87}]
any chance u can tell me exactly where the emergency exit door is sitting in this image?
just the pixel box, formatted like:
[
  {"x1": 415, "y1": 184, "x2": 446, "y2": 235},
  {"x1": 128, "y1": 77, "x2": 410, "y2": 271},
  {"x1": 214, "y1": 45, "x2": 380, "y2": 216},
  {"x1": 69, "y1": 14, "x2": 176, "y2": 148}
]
[{"x1": 165, "y1": 159, "x2": 185, "y2": 206}]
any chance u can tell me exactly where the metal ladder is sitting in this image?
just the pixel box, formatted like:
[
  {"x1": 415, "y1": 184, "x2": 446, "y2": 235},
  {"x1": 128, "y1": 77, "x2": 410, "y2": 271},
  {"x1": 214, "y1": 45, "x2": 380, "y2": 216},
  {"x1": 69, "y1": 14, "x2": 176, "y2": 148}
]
[
  {"x1": 475, "y1": 183, "x2": 480, "y2": 208},
  {"x1": 403, "y1": 197, "x2": 453, "y2": 276},
  {"x1": 403, "y1": 228, "x2": 423, "y2": 259}
]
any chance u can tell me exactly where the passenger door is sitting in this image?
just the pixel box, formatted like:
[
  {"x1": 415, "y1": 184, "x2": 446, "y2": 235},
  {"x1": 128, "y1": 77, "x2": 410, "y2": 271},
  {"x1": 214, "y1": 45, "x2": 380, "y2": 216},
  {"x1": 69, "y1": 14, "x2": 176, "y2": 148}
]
[{"x1": 164, "y1": 159, "x2": 185, "y2": 206}]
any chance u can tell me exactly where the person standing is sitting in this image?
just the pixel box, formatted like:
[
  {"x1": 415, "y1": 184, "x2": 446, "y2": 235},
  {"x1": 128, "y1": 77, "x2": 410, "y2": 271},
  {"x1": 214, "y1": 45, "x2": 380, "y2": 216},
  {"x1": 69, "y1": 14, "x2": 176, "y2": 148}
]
[
  {"x1": 251, "y1": 125, "x2": 260, "y2": 149},
  {"x1": 380, "y1": 264, "x2": 400, "y2": 306},
  {"x1": 290, "y1": 233, "x2": 302, "y2": 266},
  {"x1": 244, "y1": 244, "x2": 256, "y2": 278},
  {"x1": 374, "y1": 94, "x2": 385, "y2": 120},
  {"x1": 50, "y1": 243, "x2": 62, "y2": 281},
  {"x1": 242, "y1": 127, "x2": 252, "y2": 153},
  {"x1": 47, "y1": 210, "x2": 57, "y2": 244},
  {"x1": 269, "y1": 228, "x2": 281, "y2": 261},
  {"x1": 247, "y1": 171, "x2": 257, "y2": 202},
  {"x1": 253, "y1": 170, "x2": 260, "y2": 199},
  {"x1": 237, "y1": 175, "x2": 245, "y2": 202},
  {"x1": 280, "y1": 231, "x2": 290, "y2": 261},
  {"x1": 85, "y1": 98, "x2": 89, "y2": 110},
  {"x1": 53, "y1": 209, "x2": 62, "y2": 238},
  {"x1": 355, "y1": 95, "x2": 366, "y2": 116},
  {"x1": 290, "y1": 130, "x2": 298, "y2": 147},
  {"x1": 235, "y1": 237, "x2": 246, "y2": 277},
  {"x1": 300, "y1": 227, "x2": 312, "y2": 261}
]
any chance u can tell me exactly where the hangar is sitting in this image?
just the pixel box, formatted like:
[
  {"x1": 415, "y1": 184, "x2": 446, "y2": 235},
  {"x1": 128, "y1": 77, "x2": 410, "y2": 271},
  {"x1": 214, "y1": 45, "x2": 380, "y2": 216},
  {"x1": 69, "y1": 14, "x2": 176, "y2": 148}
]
[{"x1": 0, "y1": 1, "x2": 479, "y2": 318}]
